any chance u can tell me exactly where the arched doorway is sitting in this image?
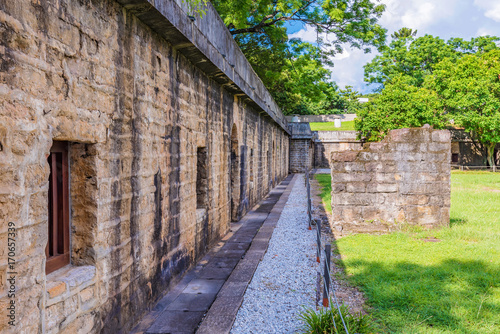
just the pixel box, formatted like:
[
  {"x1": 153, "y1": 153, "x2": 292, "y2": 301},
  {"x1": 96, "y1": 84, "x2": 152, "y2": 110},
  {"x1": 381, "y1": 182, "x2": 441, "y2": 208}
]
[{"x1": 230, "y1": 124, "x2": 240, "y2": 221}]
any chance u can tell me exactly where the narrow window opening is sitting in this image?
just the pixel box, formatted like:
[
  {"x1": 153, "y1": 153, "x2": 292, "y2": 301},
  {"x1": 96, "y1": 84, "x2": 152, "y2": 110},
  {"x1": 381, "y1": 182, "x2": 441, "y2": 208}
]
[
  {"x1": 250, "y1": 149, "x2": 254, "y2": 183},
  {"x1": 196, "y1": 147, "x2": 208, "y2": 209},
  {"x1": 46, "y1": 141, "x2": 70, "y2": 274},
  {"x1": 451, "y1": 153, "x2": 459, "y2": 163}
]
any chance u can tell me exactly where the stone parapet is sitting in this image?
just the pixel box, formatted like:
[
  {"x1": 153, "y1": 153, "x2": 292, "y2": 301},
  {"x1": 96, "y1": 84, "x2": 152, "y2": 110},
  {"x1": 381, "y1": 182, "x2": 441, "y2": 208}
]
[
  {"x1": 315, "y1": 131, "x2": 360, "y2": 143},
  {"x1": 330, "y1": 126, "x2": 451, "y2": 235}
]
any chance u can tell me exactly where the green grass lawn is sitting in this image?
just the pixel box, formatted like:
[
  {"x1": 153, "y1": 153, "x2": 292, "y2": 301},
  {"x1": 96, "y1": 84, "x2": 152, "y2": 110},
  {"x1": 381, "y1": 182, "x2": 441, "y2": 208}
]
[
  {"x1": 315, "y1": 171, "x2": 500, "y2": 333},
  {"x1": 309, "y1": 120, "x2": 356, "y2": 131}
]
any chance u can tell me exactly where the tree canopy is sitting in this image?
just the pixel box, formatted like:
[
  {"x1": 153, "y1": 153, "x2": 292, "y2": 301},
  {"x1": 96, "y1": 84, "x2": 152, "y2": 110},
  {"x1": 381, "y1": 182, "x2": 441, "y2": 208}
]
[
  {"x1": 364, "y1": 34, "x2": 500, "y2": 88},
  {"x1": 427, "y1": 49, "x2": 500, "y2": 168},
  {"x1": 355, "y1": 74, "x2": 445, "y2": 141},
  {"x1": 391, "y1": 27, "x2": 417, "y2": 39},
  {"x1": 210, "y1": 0, "x2": 387, "y2": 115},
  {"x1": 357, "y1": 48, "x2": 500, "y2": 167}
]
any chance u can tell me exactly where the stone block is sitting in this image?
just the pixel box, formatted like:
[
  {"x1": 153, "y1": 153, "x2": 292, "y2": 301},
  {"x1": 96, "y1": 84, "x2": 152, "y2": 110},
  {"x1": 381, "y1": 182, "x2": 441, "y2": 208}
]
[
  {"x1": 64, "y1": 295, "x2": 79, "y2": 318},
  {"x1": 59, "y1": 312, "x2": 97, "y2": 334},
  {"x1": 338, "y1": 207, "x2": 363, "y2": 223},
  {"x1": 368, "y1": 142, "x2": 388, "y2": 152},
  {"x1": 330, "y1": 162, "x2": 346, "y2": 172},
  {"x1": 344, "y1": 162, "x2": 365, "y2": 172},
  {"x1": 399, "y1": 195, "x2": 429, "y2": 206},
  {"x1": 428, "y1": 142, "x2": 450, "y2": 153},
  {"x1": 366, "y1": 183, "x2": 397, "y2": 193},
  {"x1": 357, "y1": 151, "x2": 379, "y2": 161},
  {"x1": 80, "y1": 285, "x2": 95, "y2": 305},
  {"x1": 432, "y1": 130, "x2": 451, "y2": 143},
  {"x1": 388, "y1": 128, "x2": 411, "y2": 142},
  {"x1": 332, "y1": 183, "x2": 346, "y2": 193},
  {"x1": 47, "y1": 281, "x2": 67, "y2": 299},
  {"x1": 346, "y1": 182, "x2": 366, "y2": 193},
  {"x1": 372, "y1": 173, "x2": 397, "y2": 183},
  {"x1": 333, "y1": 172, "x2": 373, "y2": 182},
  {"x1": 331, "y1": 151, "x2": 358, "y2": 162},
  {"x1": 334, "y1": 193, "x2": 374, "y2": 206},
  {"x1": 46, "y1": 301, "x2": 65, "y2": 331}
]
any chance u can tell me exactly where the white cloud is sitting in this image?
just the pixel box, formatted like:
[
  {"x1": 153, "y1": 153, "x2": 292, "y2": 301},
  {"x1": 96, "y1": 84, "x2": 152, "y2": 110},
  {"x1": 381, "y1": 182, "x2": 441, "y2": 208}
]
[
  {"x1": 289, "y1": 24, "x2": 317, "y2": 42},
  {"x1": 474, "y1": 0, "x2": 500, "y2": 22},
  {"x1": 379, "y1": 0, "x2": 458, "y2": 35},
  {"x1": 289, "y1": 24, "x2": 351, "y2": 60},
  {"x1": 476, "y1": 27, "x2": 496, "y2": 36},
  {"x1": 287, "y1": 0, "x2": 488, "y2": 94}
]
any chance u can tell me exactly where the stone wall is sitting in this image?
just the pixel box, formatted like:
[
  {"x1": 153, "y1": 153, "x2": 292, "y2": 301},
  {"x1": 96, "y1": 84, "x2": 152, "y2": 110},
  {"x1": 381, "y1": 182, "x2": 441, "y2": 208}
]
[
  {"x1": 314, "y1": 131, "x2": 362, "y2": 168},
  {"x1": 330, "y1": 126, "x2": 451, "y2": 235},
  {"x1": 290, "y1": 139, "x2": 314, "y2": 173},
  {"x1": 0, "y1": 0, "x2": 289, "y2": 333},
  {"x1": 289, "y1": 122, "x2": 313, "y2": 173}
]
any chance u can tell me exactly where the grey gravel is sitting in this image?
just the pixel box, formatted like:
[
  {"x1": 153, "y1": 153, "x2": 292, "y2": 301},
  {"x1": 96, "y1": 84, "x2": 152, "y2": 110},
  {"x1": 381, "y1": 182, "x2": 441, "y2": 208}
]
[{"x1": 231, "y1": 174, "x2": 317, "y2": 334}]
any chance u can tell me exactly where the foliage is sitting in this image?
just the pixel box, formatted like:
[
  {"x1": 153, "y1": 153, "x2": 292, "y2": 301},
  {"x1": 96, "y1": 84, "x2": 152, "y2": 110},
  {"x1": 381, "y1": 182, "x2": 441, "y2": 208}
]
[
  {"x1": 183, "y1": 0, "x2": 209, "y2": 16},
  {"x1": 299, "y1": 302, "x2": 375, "y2": 334},
  {"x1": 364, "y1": 34, "x2": 500, "y2": 88},
  {"x1": 212, "y1": 0, "x2": 388, "y2": 115},
  {"x1": 355, "y1": 74, "x2": 446, "y2": 141},
  {"x1": 425, "y1": 50, "x2": 500, "y2": 167},
  {"x1": 391, "y1": 27, "x2": 417, "y2": 39},
  {"x1": 316, "y1": 171, "x2": 500, "y2": 333}
]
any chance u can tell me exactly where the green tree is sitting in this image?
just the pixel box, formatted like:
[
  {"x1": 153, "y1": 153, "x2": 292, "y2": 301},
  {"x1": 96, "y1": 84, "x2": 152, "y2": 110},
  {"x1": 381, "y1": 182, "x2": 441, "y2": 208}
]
[
  {"x1": 364, "y1": 34, "x2": 500, "y2": 88},
  {"x1": 391, "y1": 27, "x2": 417, "y2": 39},
  {"x1": 355, "y1": 74, "x2": 445, "y2": 141},
  {"x1": 211, "y1": 0, "x2": 387, "y2": 114},
  {"x1": 426, "y1": 50, "x2": 500, "y2": 169}
]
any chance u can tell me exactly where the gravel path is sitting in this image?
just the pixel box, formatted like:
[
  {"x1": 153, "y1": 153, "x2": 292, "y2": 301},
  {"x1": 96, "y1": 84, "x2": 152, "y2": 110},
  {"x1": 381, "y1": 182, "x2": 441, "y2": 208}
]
[{"x1": 231, "y1": 174, "x2": 317, "y2": 334}]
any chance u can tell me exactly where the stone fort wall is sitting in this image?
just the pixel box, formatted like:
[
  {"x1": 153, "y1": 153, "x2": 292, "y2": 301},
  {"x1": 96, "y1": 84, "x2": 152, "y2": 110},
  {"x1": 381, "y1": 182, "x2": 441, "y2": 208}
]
[
  {"x1": 330, "y1": 127, "x2": 451, "y2": 235},
  {"x1": 314, "y1": 131, "x2": 363, "y2": 168},
  {"x1": 0, "y1": 0, "x2": 289, "y2": 333}
]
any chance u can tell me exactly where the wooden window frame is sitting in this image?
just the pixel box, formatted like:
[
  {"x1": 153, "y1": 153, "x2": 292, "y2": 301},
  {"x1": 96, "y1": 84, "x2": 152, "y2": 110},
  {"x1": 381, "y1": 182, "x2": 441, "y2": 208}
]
[{"x1": 45, "y1": 141, "x2": 70, "y2": 274}]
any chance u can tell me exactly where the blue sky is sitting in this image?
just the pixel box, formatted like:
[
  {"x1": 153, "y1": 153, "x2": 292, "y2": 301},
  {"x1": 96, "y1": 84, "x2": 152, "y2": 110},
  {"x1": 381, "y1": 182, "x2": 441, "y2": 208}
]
[{"x1": 288, "y1": 0, "x2": 500, "y2": 94}]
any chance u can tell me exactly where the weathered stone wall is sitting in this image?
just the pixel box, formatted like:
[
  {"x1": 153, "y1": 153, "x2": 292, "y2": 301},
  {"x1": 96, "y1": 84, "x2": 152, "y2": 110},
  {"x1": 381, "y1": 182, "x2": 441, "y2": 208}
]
[
  {"x1": 330, "y1": 127, "x2": 451, "y2": 235},
  {"x1": 0, "y1": 0, "x2": 289, "y2": 333},
  {"x1": 314, "y1": 131, "x2": 362, "y2": 168},
  {"x1": 290, "y1": 139, "x2": 314, "y2": 173},
  {"x1": 289, "y1": 122, "x2": 313, "y2": 172}
]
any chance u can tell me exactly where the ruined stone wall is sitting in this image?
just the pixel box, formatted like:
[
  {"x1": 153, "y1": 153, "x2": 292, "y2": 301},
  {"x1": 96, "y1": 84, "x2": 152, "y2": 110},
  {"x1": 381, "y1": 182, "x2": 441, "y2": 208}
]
[
  {"x1": 314, "y1": 131, "x2": 363, "y2": 168},
  {"x1": 330, "y1": 127, "x2": 451, "y2": 235},
  {"x1": 0, "y1": 0, "x2": 289, "y2": 333}
]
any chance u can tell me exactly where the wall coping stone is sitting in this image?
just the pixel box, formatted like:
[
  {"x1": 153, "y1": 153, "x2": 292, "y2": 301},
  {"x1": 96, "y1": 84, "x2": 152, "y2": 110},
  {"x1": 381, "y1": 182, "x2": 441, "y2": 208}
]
[
  {"x1": 314, "y1": 130, "x2": 360, "y2": 143},
  {"x1": 115, "y1": 0, "x2": 290, "y2": 134}
]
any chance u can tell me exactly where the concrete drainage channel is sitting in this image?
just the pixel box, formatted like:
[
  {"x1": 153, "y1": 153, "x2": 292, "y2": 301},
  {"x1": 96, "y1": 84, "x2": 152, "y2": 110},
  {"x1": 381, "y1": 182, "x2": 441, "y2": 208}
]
[{"x1": 131, "y1": 174, "x2": 296, "y2": 334}]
